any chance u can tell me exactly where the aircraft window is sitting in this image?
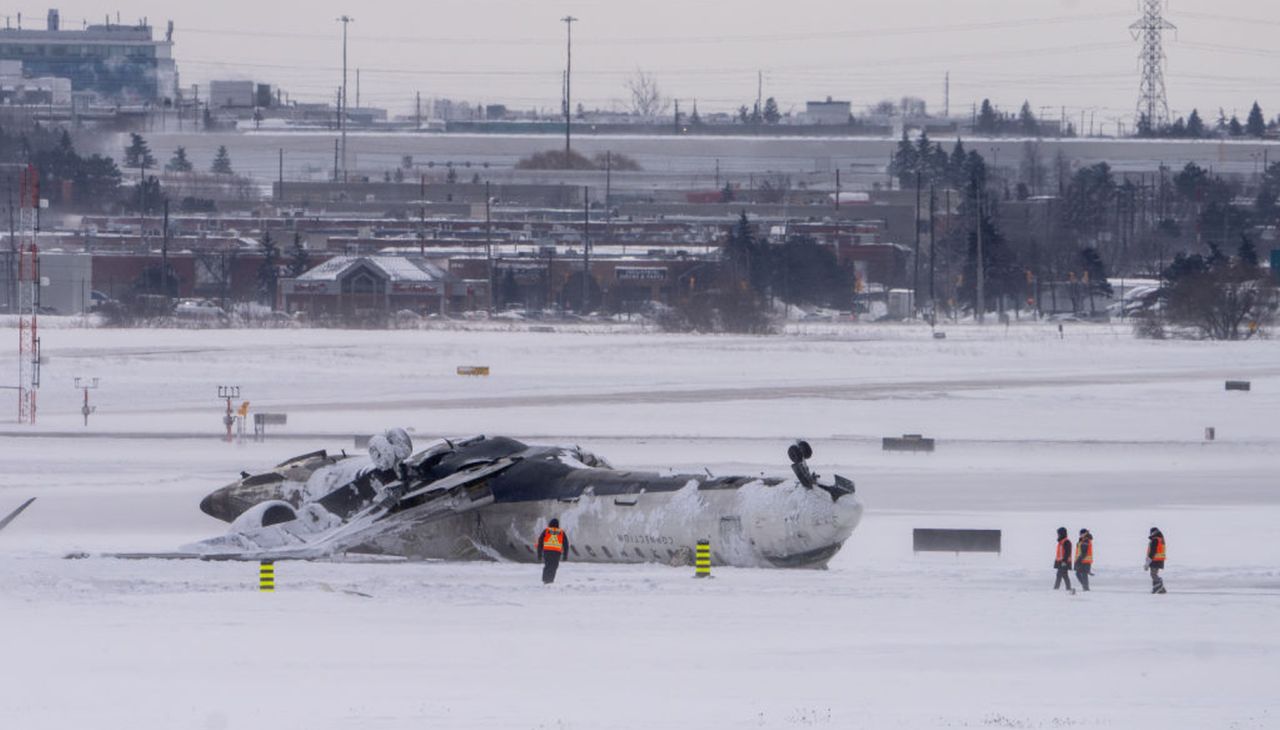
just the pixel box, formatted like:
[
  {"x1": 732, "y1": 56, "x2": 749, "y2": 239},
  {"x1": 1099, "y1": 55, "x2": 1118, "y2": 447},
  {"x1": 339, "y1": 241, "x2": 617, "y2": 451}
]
[
  {"x1": 601, "y1": 546, "x2": 613, "y2": 558},
  {"x1": 585, "y1": 546, "x2": 597, "y2": 557},
  {"x1": 667, "y1": 549, "x2": 678, "y2": 560},
  {"x1": 651, "y1": 549, "x2": 662, "y2": 560},
  {"x1": 525, "y1": 545, "x2": 534, "y2": 554},
  {"x1": 570, "y1": 545, "x2": 580, "y2": 556}
]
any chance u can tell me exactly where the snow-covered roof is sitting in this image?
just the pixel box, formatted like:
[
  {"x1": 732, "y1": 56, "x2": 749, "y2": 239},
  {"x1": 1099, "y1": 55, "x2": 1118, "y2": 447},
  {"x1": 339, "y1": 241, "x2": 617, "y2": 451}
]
[{"x1": 297, "y1": 255, "x2": 451, "y2": 283}]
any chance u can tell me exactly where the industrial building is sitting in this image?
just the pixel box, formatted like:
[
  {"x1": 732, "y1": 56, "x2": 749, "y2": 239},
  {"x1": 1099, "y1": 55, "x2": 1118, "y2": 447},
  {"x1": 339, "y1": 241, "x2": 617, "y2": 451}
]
[{"x1": 0, "y1": 9, "x2": 178, "y2": 104}]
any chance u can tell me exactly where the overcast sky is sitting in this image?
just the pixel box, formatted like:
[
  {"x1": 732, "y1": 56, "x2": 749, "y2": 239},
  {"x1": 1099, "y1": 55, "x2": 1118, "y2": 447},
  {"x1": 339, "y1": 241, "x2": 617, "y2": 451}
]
[{"x1": 18, "y1": 1, "x2": 1280, "y2": 126}]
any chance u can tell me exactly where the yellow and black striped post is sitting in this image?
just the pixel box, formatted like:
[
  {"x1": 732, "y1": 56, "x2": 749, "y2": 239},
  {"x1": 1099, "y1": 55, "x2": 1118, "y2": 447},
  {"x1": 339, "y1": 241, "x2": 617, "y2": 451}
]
[
  {"x1": 694, "y1": 540, "x2": 711, "y2": 578},
  {"x1": 259, "y1": 560, "x2": 275, "y2": 592}
]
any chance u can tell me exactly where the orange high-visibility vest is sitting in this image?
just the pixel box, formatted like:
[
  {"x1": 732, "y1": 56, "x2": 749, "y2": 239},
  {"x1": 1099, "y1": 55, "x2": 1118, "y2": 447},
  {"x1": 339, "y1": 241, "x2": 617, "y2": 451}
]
[
  {"x1": 1076, "y1": 538, "x2": 1093, "y2": 565},
  {"x1": 1152, "y1": 536, "x2": 1165, "y2": 561},
  {"x1": 1055, "y1": 538, "x2": 1069, "y2": 563},
  {"x1": 542, "y1": 528, "x2": 564, "y2": 553}
]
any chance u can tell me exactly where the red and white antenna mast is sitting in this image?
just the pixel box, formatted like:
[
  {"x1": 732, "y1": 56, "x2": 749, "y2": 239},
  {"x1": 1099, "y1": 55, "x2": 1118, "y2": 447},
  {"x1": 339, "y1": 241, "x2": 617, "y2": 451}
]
[{"x1": 17, "y1": 164, "x2": 40, "y2": 424}]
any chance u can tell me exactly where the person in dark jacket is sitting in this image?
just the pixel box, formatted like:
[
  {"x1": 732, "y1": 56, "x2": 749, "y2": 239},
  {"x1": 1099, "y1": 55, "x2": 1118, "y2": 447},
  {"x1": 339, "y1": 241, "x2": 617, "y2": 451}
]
[
  {"x1": 1145, "y1": 527, "x2": 1166, "y2": 594},
  {"x1": 536, "y1": 518, "x2": 568, "y2": 584},
  {"x1": 1075, "y1": 528, "x2": 1094, "y2": 591},
  {"x1": 1053, "y1": 526, "x2": 1074, "y2": 592}
]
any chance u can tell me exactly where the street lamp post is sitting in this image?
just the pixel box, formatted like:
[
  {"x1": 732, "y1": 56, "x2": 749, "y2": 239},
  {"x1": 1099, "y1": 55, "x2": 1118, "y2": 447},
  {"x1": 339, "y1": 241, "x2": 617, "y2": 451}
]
[{"x1": 561, "y1": 15, "x2": 577, "y2": 162}]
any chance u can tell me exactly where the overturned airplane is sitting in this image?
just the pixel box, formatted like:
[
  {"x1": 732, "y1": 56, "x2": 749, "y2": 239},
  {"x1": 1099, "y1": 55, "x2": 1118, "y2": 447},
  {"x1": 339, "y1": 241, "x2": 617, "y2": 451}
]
[{"x1": 191, "y1": 431, "x2": 863, "y2": 569}]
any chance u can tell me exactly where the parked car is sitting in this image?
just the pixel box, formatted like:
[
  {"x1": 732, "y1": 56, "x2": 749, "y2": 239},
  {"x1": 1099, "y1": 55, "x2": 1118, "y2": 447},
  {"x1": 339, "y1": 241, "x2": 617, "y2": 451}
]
[{"x1": 173, "y1": 299, "x2": 228, "y2": 321}]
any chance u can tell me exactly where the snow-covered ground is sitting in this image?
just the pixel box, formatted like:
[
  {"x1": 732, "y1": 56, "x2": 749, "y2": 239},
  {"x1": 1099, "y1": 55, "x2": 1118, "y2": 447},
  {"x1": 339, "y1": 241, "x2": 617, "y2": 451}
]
[{"x1": 2, "y1": 322, "x2": 1278, "y2": 729}]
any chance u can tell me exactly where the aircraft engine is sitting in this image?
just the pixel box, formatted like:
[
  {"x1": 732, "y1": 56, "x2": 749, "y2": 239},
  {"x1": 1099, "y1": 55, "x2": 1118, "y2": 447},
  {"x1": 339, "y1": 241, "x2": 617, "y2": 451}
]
[
  {"x1": 385, "y1": 428, "x2": 413, "y2": 461},
  {"x1": 228, "y1": 500, "x2": 298, "y2": 532}
]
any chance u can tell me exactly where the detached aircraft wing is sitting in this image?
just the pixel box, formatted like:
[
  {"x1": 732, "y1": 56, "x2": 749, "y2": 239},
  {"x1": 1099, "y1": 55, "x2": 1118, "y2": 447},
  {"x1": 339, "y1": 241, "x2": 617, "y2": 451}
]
[{"x1": 184, "y1": 456, "x2": 519, "y2": 561}]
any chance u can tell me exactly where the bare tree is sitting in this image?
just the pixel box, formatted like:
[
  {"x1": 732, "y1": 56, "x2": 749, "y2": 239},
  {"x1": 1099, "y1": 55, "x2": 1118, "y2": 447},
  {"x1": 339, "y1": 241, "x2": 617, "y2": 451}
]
[{"x1": 625, "y1": 69, "x2": 670, "y2": 118}]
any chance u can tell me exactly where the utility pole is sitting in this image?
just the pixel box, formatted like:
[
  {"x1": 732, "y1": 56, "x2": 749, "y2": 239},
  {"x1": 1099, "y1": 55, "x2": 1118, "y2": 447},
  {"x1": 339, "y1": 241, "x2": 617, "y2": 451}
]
[
  {"x1": 835, "y1": 168, "x2": 841, "y2": 211},
  {"x1": 355, "y1": 68, "x2": 360, "y2": 109},
  {"x1": 561, "y1": 15, "x2": 577, "y2": 162},
  {"x1": 581, "y1": 186, "x2": 590, "y2": 313},
  {"x1": 928, "y1": 184, "x2": 936, "y2": 320},
  {"x1": 337, "y1": 15, "x2": 353, "y2": 182},
  {"x1": 975, "y1": 190, "x2": 985, "y2": 325},
  {"x1": 7, "y1": 180, "x2": 15, "y2": 313},
  {"x1": 747, "y1": 70, "x2": 757, "y2": 132},
  {"x1": 277, "y1": 148, "x2": 284, "y2": 203},
  {"x1": 944, "y1": 71, "x2": 950, "y2": 119},
  {"x1": 485, "y1": 180, "x2": 493, "y2": 312},
  {"x1": 913, "y1": 169, "x2": 921, "y2": 317},
  {"x1": 161, "y1": 198, "x2": 169, "y2": 303},
  {"x1": 415, "y1": 91, "x2": 421, "y2": 130}
]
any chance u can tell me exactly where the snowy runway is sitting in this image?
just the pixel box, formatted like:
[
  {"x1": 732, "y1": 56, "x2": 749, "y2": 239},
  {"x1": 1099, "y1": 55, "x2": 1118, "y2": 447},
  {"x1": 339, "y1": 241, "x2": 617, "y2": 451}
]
[{"x1": 2, "y1": 322, "x2": 1278, "y2": 728}]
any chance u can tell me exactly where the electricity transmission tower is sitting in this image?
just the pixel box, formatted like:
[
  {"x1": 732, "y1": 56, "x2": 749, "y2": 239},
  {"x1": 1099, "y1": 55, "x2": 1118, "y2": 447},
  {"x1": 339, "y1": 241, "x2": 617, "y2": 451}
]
[{"x1": 1130, "y1": 0, "x2": 1175, "y2": 132}]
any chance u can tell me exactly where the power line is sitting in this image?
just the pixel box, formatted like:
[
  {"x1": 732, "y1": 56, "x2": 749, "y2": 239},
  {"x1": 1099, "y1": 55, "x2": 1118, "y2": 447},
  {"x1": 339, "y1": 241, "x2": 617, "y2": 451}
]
[{"x1": 172, "y1": 12, "x2": 1135, "y2": 47}]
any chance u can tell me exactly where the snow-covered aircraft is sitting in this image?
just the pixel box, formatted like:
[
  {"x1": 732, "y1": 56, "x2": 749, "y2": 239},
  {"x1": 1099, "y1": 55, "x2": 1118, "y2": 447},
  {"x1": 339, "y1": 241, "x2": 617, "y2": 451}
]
[{"x1": 190, "y1": 432, "x2": 862, "y2": 569}]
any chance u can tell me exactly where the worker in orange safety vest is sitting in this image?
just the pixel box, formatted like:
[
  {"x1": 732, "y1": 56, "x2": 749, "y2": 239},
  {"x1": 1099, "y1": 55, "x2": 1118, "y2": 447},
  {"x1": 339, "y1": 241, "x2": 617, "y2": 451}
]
[
  {"x1": 1053, "y1": 526, "x2": 1074, "y2": 593},
  {"x1": 537, "y1": 518, "x2": 569, "y2": 584},
  {"x1": 1075, "y1": 528, "x2": 1094, "y2": 592},
  {"x1": 1145, "y1": 527, "x2": 1166, "y2": 594}
]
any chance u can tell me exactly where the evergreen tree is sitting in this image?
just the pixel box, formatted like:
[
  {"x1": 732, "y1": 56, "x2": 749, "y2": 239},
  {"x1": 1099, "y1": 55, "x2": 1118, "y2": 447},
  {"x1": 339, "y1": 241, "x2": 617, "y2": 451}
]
[
  {"x1": 1246, "y1": 102, "x2": 1266, "y2": 138},
  {"x1": 1215, "y1": 108, "x2": 1228, "y2": 134},
  {"x1": 1185, "y1": 109, "x2": 1206, "y2": 138},
  {"x1": 1256, "y1": 161, "x2": 1280, "y2": 220},
  {"x1": 124, "y1": 133, "x2": 157, "y2": 170},
  {"x1": 1237, "y1": 234, "x2": 1260, "y2": 271},
  {"x1": 1228, "y1": 115, "x2": 1244, "y2": 137},
  {"x1": 1173, "y1": 162, "x2": 1211, "y2": 204},
  {"x1": 689, "y1": 101, "x2": 702, "y2": 127},
  {"x1": 891, "y1": 131, "x2": 919, "y2": 187},
  {"x1": 723, "y1": 212, "x2": 769, "y2": 296},
  {"x1": 129, "y1": 176, "x2": 166, "y2": 214},
  {"x1": 976, "y1": 99, "x2": 999, "y2": 135},
  {"x1": 499, "y1": 269, "x2": 520, "y2": 308},
  {"x1": 257, "y1": 231, "x2": 280, "y2": 307},
  {"x1": 1062, "y1": 163, "x2": 1116, "y2": 242},
  {"x1": 1135, "y1": 113, "x2": 1153, "y2": 138},
  {"x1": 763, "y1": 97, "x2": 781, "y2": 125},
  {"x1": 737, "y1": 105, "x2": 750, "y2": 124},
  {"x1": 287, "y1": 232, "x2": 311, "y2": 277},
  {"x1": 165, "y1": 146, "x2": 193, "y2": 173},
  {"x1": 1018, "y1": 101, "x2": 1039, "y2": 136},
  {"x1": 211, "y1": 145, "x2": 234, "y2": 174},
  {"x1": 767, "y1": 236, "x2": 853, "y2": 307},
  {"x1": 948, "y1": 139, "x2": 968, "y2": 188},
  {"x1": 959, "y1": 212, "x2": 1020, "y2": 315}
]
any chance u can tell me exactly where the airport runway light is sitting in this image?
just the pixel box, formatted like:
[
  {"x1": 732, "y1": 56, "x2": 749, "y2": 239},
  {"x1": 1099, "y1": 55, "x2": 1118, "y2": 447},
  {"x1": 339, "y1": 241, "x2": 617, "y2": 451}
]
[{"x1": 74, "y1": 377, "x2": 99, "y2": 427}]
